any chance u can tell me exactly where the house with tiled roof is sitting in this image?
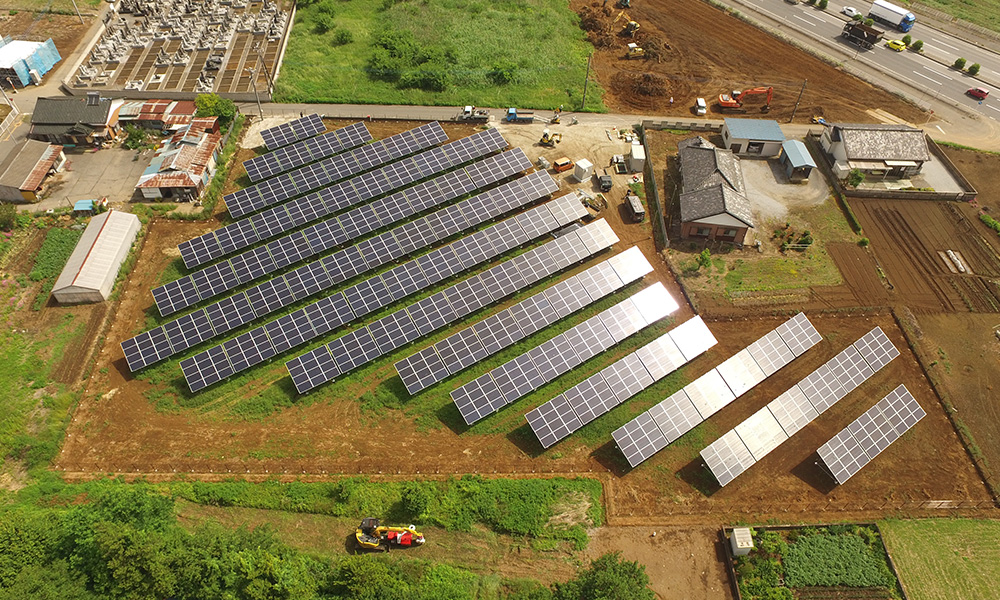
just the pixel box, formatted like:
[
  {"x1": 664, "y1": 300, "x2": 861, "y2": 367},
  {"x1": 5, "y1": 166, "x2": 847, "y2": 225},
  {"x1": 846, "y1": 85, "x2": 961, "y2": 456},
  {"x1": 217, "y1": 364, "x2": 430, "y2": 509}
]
[
  {"x1": 118, "y1": 99, "x2": 199, "y2": 131},
  {"x1": 820, "y1": 123, "x2": 930, "y2": 180},
  {"x1": 0, "y1": 139, "x2": 65, "y2": 202},
  {"x1": 677, "y1": 136, "x2": 755, "y2": 246},
  {"x1": 135, "y1": 117, "x2": 221, "y2": 201},
  {"x1": 29, "y1": 93, "x2": 122, "y2": 146}
]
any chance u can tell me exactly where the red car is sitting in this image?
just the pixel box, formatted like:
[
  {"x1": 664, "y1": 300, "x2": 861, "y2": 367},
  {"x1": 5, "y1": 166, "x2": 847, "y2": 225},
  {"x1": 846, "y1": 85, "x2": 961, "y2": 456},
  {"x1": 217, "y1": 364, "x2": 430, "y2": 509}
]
[{"x1": 967, "y1": 87, "x2": 989, "y2": 100}]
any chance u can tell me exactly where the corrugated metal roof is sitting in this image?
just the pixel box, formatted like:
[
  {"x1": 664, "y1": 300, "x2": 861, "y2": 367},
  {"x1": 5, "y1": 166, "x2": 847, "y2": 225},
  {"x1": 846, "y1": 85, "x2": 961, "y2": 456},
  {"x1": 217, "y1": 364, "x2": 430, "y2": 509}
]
[
  {"x1": 135, "y1": 126, "x2": 220, "y2": 190},
  {"x1": 52, "y1": 210, "x2": 141, "y2": 294},
  {"x1": 724, "y1": 118, "x2": 786, "y2": 142},
  {"x1": 781, "y1": 140, "x2": 816, "y2": 168},
  {"x1": 0, "y1": 139, "x2": 57, "y2": 190},
  {"x1": 20, "y1": 144, "x2": 62, "y2": 191},
  {"x1": 74, "y1": 199, "x2": 94, "y2": 211}
]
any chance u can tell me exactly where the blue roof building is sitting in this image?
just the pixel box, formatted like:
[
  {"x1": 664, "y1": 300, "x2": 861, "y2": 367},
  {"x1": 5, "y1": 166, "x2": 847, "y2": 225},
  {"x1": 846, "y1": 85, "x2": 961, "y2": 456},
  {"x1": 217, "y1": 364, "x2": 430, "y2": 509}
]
[
  {"x1": 722, "y1": 118, "x2": 786, "y2": 156},
  {"x1": 779, "y1": 140, "x2": 817, "y2": 182}
]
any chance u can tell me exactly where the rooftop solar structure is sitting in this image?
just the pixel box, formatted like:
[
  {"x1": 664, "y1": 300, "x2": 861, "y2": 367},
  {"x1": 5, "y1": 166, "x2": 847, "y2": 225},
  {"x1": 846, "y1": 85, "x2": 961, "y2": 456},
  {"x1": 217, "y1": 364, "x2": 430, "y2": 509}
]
[
  {"x1": 245, "y1": 122, "x2": 372, "y2": 182},
  {"x1": 261, "y1": 113, "x2": 326, "y2": 151},
  {"x1": 223, "y1": 122, "x2": 448, "y2": 220},
  {"x1": 823, "y1": 386, "x2": 925, "y2": 484}
]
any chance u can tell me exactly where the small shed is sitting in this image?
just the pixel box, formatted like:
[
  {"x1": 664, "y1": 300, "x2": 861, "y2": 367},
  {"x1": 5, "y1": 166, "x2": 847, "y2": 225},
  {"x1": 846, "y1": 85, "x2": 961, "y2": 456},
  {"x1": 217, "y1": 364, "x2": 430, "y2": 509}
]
[
  {"x1": 779, "y1": 140, "x2": 817, "y2": 182},
  {"x1": 730, "y1": 528, "x2": 754, "y2": 556},
  {"x1": 573, "y1": 158, "x2": 594, "y2": 183},
  {"x1": 628, "y1": 143, "x2": 646, "y2": 173},
  {"x1": 0, "y1": 139, "x2": 65, "y2": 202},
  {"x1": 0, "y1": 37, "x2": 61, "y2": 87},
  {"x1": 73, "y1": 199, "x2": 95, "y2": 216},
  {"x1": 722, "y1": 118, "x2": 786, "y2": 156},
  {"x1": 52, "y1": 210, "x2": 140, "y2": 304}
]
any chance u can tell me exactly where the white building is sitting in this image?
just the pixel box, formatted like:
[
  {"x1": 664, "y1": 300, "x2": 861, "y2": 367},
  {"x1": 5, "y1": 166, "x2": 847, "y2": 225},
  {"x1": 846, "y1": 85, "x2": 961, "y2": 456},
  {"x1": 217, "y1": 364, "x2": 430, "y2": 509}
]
[{"x1": 52, "y1": 210, "x2": 141, "y2": 304}]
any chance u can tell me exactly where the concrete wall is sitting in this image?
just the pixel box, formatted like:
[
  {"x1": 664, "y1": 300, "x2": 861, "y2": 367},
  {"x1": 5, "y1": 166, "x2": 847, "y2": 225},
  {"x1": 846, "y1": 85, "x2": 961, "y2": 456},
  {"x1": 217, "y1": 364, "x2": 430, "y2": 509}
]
[
  {"x1": 641, "y1": 119, "x2": 723, "y2": 132},
  {"x1": 681, "y1": 221, "x2": 749, "y2": 245}
]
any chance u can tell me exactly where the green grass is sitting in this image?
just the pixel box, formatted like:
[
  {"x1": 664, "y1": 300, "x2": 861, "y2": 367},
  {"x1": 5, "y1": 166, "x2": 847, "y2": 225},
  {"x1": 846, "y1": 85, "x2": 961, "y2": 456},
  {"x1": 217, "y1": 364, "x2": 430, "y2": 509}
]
[
  {"x1": 724, "y1": 253, "x2": 842, "y2": 293},
  {"x1": 275, "y1": 0, "x2": 605, "y2": 110},
  {"x1": 910, "y1": 0, "x2": 1000, "y2": 34},
  {"x1": 880, "y1": 519, "x2": 1000, "y2": 600},
  {"x1": 27, "y1": 227, "x2": 83, "y2": 310},
  {"x1": 0, "y1": 0, "x2": 101, "y2": 13}
]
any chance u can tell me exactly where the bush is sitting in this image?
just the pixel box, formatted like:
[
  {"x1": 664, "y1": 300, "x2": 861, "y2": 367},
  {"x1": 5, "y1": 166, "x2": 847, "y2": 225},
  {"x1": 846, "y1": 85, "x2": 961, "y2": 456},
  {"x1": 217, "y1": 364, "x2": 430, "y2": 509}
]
[
  {"x1": 980, "y1": 213, "x2": 1000, "y2": 236},
  {"x1": 968, "y1": 63, "x2": 981, "y2": 76},
  {"x1": 194, "y1": 93, "x2": 237, "y2": 128},
  {"x1": 817, "y1": 0, "x2": 828, "y2": 8},
  {"x1": 783, "y1": 532, "x2": 896, "y2": 588},
  {"x1": 863, "y1": 17, "x2": 874, "y2": 26},
  {"x1": 0, "y1": 203, "x2": 15, "y2": 231},
  {"x1": 954, "y1": 57, "x2": 967, "y2": 70},
  {"x1": 313, "y1": 13, "x2": 335, "y2": 34},
  {"x1": 858, "y1": 237, "x2": 870, "y2": 247},
  {"x1": 910, "y1": 39, "x2": 923, "y2": 51},
  {"x1": 901, "y1": 34, "x2": 911, "y2": 46},
  {"x1": 846, "y1": 168, "x2": 865, "y2": 188},
  {"x1": 852, "y1": 13, "x2": 862, "y2": 20},
  {"x1": 333, "y1": 29, "x2": 353, "y2": 45},
  {"x1": 838, "y1": 194, "x2": 863, "y2": 234}
]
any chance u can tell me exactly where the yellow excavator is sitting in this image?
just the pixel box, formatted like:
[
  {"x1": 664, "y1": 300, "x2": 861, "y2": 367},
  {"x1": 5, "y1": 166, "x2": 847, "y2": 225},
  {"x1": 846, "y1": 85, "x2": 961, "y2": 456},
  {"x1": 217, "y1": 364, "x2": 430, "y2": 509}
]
[
  {"x1": 355, "y1": 518, "x2": 426, "y2": 552},
  {"x1": 610, "y1": 11, "x2": 640, "y2": 37},
  {"x1": 540, "y1": 128, "x2": 563, "y2": 147}
]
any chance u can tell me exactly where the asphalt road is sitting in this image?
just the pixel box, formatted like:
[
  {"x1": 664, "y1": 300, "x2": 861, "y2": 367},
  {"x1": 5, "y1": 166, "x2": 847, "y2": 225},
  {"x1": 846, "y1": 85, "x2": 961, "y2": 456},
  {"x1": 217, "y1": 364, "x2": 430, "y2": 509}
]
[{"x1": 729, "y1": 0, "x2": 1000, "y2": 121}]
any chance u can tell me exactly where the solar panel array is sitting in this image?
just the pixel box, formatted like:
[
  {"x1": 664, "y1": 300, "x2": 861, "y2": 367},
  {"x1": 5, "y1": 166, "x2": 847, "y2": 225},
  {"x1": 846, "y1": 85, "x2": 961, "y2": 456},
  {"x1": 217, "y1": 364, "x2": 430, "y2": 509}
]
[
  {"x1": 186, "y1": 126, "x2": 498, "y2": 271},
  {"x1": 157, "y1": 147, "x2": 530, "y2": 316},
  {"x1": 700, "y1": 326, "x2": 900, "y2": 487},
  {"x1": 817, "y1": 384, "x2": 925, "y2": 485},
  {"x1": 223, "y1": 122, "x2": 448, "y2": 220},
  {"x1": 526, "y1": 297, "x2": 713, "y2": 448},
  {"x1": 284, "y1": 211, "x2": 606, "y2": 396},
  {"x1": 613, "y1": 313, "x2": 821, "y2": 469},
  {"x1": 123, "y1": 169, "x2": 558, "y2": 374},
  {"x1": 396, "y1": 244, "x2": 644, "y2": 396},
  {"x1": 451, "y1": 277, "x2": 675, "y2": 426},
  {"x1": 260, "y1": 113, "x2": 326, "y2": 151},
  {"x1": 245, "y1": 122, "x2": 372, "y2": 182}
]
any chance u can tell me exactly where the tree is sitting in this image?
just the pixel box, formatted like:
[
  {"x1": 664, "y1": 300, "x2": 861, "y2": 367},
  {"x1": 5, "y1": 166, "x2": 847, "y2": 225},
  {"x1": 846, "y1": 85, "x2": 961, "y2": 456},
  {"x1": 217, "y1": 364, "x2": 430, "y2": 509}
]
[
  {"x1": 552, "y1": 552, "x2": 655, "y2": 600},
  {"x1": 0, "y1": 561, "x2": 96, "y2": 600},
  {"x1": 851, "y1": 13, "x2": 862, "y2": 20},
  {"x1": 863, "y1": 17, "x2": 874, "y2": 26},
  {"x1": 313, "y1": 13, "x2": 335, "y2": 34},
  {"x1": 953, "y1": 57, "x2": 967, "y2": 70},
  {"x1": 847, "y1": 168, "x2": 866, "y2": 188},
  {"x1": 968, "y1": 63, "x2": 981, "y2": 76},
  {"x1": 901, "y1": 34, "x2": 911, "y2": 46},
  {"x1": 195, "y1": 93, "x2": 237, "y2": 128},
  {"x1": 697, "y1": 248, "x2": 712, "y2": 270},
  {"x1": 910, "y1": 39, "x2": 923, "y2": 52}
]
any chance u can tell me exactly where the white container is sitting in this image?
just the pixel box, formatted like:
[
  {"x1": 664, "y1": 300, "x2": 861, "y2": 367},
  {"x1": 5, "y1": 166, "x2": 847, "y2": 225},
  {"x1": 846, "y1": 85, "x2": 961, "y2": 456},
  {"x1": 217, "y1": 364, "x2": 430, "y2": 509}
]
[
  {"x1": 573, "y1": 158, "x2": 593, "y2": 183},
  {"x1": 628, "y1": 144, "x2": 646, "y2": 173},
  {"x1": 730, "y1": 527, "x2": 754, "y2": 556}
]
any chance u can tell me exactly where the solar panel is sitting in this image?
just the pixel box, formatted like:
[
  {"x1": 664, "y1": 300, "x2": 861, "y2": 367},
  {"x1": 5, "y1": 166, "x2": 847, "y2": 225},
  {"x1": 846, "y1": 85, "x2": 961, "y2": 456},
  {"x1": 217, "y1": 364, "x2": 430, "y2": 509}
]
[
  {"x1": 343, "y1": 277, "x2": 391, "y2": 319},
  {"x1": 528, "y1": 333, "x2": 582, "y2": 382},
  {"x1": 397, "y1": 345, "x2": 451, "y2": 395},
  {"x1": 264, "y1": 310, "x2": 316, "y2": 354},
  {"x1": 490, "y1": 353, "x2": 546, "y2": 403},
  {"x1": 180, "y1": 344, "x2": 234, "y2": 393},
  {"x1": 563, "y1": 315, "x2": 615, "y2": 363},
  {"x1": 368, "y1": 310, "x2": 420, "y2": 354},
  {"x1": 444, "y1": 275, "x2": 493, "y2": 319},
  {"x1": 434, "y1": 328, "x2": 489, "y2": 375},
  {"x1": 452, "y1": 373, "x2": 508, "y2": 426},
  {"x1": 564, "y1": 372, "x2": 620, "y2": 426},
  {"x1": 827, "y1": 345, "x2": 874, "y2": 395},
  {"x1": 223, "y1": 328, "x2": 277, "y2": 372},
  {"x1": 472, "y1": 309, "x2": 526, "y2": 355},
  {"x1": 775, "y1": 312, "x2": 822, "y2": 357},
  {"x1": 613, "y1": 411, "x2": 669, "y2": 468},
  {"x1": 600, "y1": 353, "x2": 654, "y2": 403},
  {"x1": 205, "y1": 293, "x2": 256, "y2": 336},
  {"x1": 715, "y1": 349, "x2": 767, "y2": 398},
  {"x1": 575, "y1": 217, "x2": 619, "y2": 254},
  {"x1": 629, "y1": 280, "x2": 681, "y2": 324},
  {"x1": 162, "y1": 308, "x2": 215, "y2": 354},
  {"x1": 734, "y1": 406, "x2": 789, "y2": 462},
  {"x1": 700, "y1": 429, "x2": 757, "y2": 487},
  {"x1": 328, "y1": 327, "x2": 383, "y2": 374},
  {"x1": 543, "y1": 276, "x2": 590, "y2": 319},
  {"x1": 818, "y1": 384, "x2": 925, "y2": 485},
  {"x1": 121, "y1": 327, "x2": 173, "y2": 372},
  {"x1": 667, "y1": 316, "x2": 718, "y2": 362},
  {"x1": 287, "y1": 346, "x2": 341, "y2": 394},
  {"x1": 745, "y1": 329, "x2": 795, "y2": 377},
  {"x1": 153, "y1": 276, "x2": 202, "y2": 317},
  {"x1": 648, "y1": 389, "x2": 702, "y2": 444},
  {"x1": 634, "y1": 333, "x2": 687, "y2": 380},
  {"x1": 684, "y1": 369, "x2": 737, "y2": 420},
  {"x1": 597, "y1": 298, "x2": 647, "y2": 343},
  {"x1": 574, "y1": 261, "x2": 626, "y2": 301},
  {"x1": 245, "y1": 122, "x2": 372, "y2": 182},
  {"x1": 607, "y1": 246, "x2": 654, "y2": 283},
  {"x1": 515, "y1": 206, "x2": 560, "y2": 240},
  {"x1": 853, "y1": 326, "x2": 899, "y2": 372},
  {"x1": 260, "y1": 113, "x2": 326, "y2": 150},
  {"x1": 797, "y1": 363, "x2": 847, "y2": 414},
  {"x1": 406, "y1": 292, "x2": 458, "y2": 336},
  {"x1": 766, "y1": 385, "x2": 818, "y2": 437},
  {"x1": 525, "y1": 394, "x2": 584, "y2": 449},
  {"x1": 508, "y1": 294, "x2": 558, "y2": 337}
]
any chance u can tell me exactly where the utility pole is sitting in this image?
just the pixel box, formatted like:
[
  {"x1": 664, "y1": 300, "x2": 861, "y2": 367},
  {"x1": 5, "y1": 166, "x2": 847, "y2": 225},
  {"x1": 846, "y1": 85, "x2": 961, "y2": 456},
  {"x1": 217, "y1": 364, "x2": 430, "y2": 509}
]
[
  {"x1": 581, "y1": 53, "x2": 592, "y2": 112},
  {"x1": 70, "y1": 0, "x2": 84, "y2": 24},
  {"x1": 790, "y1": 79, "x2": 807, "y2": 123},
  {"x1": 246, "y1": 67, "x2": 263, "y2": 117}
]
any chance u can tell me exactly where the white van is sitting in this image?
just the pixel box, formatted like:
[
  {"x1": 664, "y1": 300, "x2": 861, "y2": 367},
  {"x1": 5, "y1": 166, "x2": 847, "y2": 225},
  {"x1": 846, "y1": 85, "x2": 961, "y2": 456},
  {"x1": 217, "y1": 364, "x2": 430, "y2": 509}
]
[{"x1": 695, "y1": 98, "x2": 707, "y2": 116}]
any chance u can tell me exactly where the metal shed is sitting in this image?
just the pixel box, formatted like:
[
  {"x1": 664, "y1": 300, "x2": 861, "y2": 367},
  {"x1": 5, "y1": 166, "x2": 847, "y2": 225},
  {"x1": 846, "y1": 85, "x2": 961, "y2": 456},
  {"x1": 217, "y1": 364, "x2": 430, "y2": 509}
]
[
  {"x1": 52, "y1": 210, "x2": 140, "y2": 304},
  {"x1": 721, "y1": 118, "x2": 786, "y2": 156},
  {"x1": 779, "y1": 140, "x2": 817, "y2": 182}
]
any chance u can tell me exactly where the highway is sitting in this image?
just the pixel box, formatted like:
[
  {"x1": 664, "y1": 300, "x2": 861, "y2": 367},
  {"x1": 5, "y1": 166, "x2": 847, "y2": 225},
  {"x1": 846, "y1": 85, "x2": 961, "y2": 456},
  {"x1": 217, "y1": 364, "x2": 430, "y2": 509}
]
[{"x1": 728, "y1": 0, "x2": 999, "y2": 121}]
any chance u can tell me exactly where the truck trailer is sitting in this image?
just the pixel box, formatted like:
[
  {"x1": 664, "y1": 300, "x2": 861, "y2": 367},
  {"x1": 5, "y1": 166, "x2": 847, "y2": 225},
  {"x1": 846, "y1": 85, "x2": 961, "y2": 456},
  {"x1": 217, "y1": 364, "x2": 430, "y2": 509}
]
[
  {"x1": 842, "y1": 21, "x2": 884, "y2": 49},
  {"x1": 505, "y1": 108, "x2": 535, "y2": 123},
  {"x1": 867, "y1": 0, "x2": 915, "y2": 32}
]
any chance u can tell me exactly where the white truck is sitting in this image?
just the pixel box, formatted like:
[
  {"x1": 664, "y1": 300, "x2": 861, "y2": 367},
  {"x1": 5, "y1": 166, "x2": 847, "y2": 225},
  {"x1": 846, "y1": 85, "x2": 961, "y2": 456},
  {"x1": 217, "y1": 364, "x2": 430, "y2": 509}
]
[{"x1": 867, "y1": 0, "x2": 915, "y2": 32}]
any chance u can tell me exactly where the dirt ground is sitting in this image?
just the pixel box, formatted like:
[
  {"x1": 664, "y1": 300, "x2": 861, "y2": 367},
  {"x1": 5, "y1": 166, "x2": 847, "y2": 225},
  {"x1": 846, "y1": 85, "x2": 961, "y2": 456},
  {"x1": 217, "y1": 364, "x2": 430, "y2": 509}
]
[
  {"x1": 573, "y1": 0, "x2": 926, "y2": 124},
  {"x1": 0, "y1": 11, "x2": 92, "y2": 67}
]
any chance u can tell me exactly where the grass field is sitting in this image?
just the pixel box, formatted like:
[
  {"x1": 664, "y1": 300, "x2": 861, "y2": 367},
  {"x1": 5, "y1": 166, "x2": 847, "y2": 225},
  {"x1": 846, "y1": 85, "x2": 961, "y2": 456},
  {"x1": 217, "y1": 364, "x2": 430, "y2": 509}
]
[
  {"x1": 0, "y1": 0, "x2": 100, "y2": 13},
  {"x1": 912, "y1": 0, "x2": 1000, "y2": 34},
  {"x1": 275, "y1": 0, "x2": 605, "y2": 110},
  {"x1": 880, "y1": 519, "x2": 1000, "y2": 600}
]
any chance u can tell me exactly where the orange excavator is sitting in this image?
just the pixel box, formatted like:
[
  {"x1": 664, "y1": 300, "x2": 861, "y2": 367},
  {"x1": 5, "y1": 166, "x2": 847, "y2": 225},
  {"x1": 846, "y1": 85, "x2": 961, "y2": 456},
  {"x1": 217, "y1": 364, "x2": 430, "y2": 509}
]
[{"x1": 717, "y1": 86, "x2": 773, "y2": 113}]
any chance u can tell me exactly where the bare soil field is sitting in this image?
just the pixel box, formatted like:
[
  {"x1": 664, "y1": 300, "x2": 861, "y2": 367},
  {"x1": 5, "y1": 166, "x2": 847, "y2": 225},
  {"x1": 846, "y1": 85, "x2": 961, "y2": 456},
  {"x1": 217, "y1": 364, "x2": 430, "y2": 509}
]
[
  {"x1": 0, "y1": 11, "x2": 92, "y2": 64},
  {"x1": 572, "y1": 0, "x2": 926, "y2": 123}
]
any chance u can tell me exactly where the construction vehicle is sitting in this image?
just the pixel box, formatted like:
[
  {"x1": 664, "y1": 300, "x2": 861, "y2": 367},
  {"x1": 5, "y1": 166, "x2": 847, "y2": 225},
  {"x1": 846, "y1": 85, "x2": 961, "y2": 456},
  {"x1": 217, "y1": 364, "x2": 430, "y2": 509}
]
[
  {"x1": 624, "y1": 43, "x2": 645, "y2": 59},
  {"x1": 841, "y1": 21, "x2": 884, "y2": 49},
  {"x1": 505, "y1": 108, "x2": 535, "y2": 123},
  {"x1": 355, "y1": 518, "x2": 425, "y2": 552},
  {"x1": 615, "y1": 0, "x2": 630, "y2": 7},
  {"x1": 456, "y1": 106, "x2": 489, "y2": 122},
  {"x1": 553, "y1": 157, "x2": 574, "y2": 173},
  {"x1": 610, "y1": 11, "x2": 639, "y2": 37},
  {"x1": 717, "y1": 86, "x2": 773, "y2": 113},
  {"x1": 539, "y1": 129, "x2": 562, "y2": 147}
]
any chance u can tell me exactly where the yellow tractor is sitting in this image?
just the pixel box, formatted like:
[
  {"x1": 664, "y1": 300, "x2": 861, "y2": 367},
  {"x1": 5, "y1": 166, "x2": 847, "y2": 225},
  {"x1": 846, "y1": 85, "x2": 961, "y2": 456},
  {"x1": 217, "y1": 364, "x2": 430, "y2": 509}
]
[
  {"x1": 624, "y1": 43, "x2": 645, "y2": 59},
  {"x1": 539, "y1": 128, "x2": 563, "y2": 147},
  {"x1": 355, "y1": 518, "x2": 425, "y2": 552}
]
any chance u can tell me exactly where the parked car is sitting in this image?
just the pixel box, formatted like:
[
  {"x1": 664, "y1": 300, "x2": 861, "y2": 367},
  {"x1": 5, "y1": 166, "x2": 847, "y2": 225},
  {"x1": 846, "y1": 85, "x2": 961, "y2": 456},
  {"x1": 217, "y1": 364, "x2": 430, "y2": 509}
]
[
  {"x1": 842, "y1": 6, "x2": 859, "y2": 17},
  {"x1": 695, "y1": 97, "x2": 707, "y2": 116},
  {"x1": 885, "y1": 39, "x2": 906, "y2": 51},
  {"x1": 967, "y1": 87, "x2": 990, "y2": 100}
]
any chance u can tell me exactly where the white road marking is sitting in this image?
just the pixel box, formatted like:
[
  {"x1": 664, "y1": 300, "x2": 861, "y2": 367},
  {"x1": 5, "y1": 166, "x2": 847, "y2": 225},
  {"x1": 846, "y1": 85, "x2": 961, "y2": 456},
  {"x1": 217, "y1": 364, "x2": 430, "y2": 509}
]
[
  {"x1": 792, "y1": 15, "x2": 818, "y2": 27},
  {"x1": 923, "y1": 66, "x2": 953, "y2": 81},
  {"x1": 913, "y1": 71, "x2": 943, "y2": 85},
  {"x1": 936, "y1": 125, "x2": 945, "y2": 133},
  {"x1": 986, "y1": 104, "x2": 1000, "y2": 112},
  {"x1": 935, "y1": 40, "x2": 960, "y2": 51}
]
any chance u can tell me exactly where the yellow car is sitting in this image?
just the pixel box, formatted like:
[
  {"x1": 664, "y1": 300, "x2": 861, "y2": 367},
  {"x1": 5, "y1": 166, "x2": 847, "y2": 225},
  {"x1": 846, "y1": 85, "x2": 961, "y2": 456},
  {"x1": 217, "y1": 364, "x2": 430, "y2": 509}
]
[{"x1": 885, "y1": 40, "x2": 906, "y2": 52}]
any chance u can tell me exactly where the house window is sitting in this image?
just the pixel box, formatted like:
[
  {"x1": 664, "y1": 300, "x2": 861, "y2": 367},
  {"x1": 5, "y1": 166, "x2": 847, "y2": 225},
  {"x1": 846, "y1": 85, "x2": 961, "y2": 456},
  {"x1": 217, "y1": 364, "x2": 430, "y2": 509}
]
[
  {"x1": 695, "y1": 227, "x2": 711, "y2": 237},
  {"x1": 722, "y1": 229, "x2": 738, "y2": 237}
]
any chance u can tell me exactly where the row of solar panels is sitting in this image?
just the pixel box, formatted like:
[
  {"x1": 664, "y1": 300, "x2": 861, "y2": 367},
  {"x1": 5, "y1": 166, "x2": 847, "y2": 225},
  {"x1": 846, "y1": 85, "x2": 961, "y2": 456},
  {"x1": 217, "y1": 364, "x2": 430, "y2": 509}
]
[
  {"x1": 613, "y1": 313, "x2": 822, "y2": 469},
  {"x1": 396, "y1": 244, "x2": 650, "y2": 398},
  {"x1": 157, "y1": 146, "x2": 530, "y2": 316},
  {"x1": 246, "y1": 121, "x2": 372, "y2": 183},
  {"x1": 260, "y1": 113, "x2": 327, "y2": 151},
  {"x1": 449, "y1": 278, "x2": 677, "y2": 427},
  {"x1": 123, "y1": 168, "x2": 558, "y2": 374},
  {"x1": 527, "y1": 313, "x2": 716, "y2": 449},
  {"x1": 817, "y1": 384, "x2": 925, "y2": 485},
  {"x1": 186, "y1": 126, "x2": 502, "y2": 270},
  {"x1": 283, "y1": 203, "x2": 601, "y2": 396},
  {"x1": 700, "y1": 326, "x2": 900, "y2": 487},
  {"x1": 223, "y1": 122, "x2": 449, "y2": 219},
  {"x1": 179, "y1": 184, "x2": 578, "y2": 392}
]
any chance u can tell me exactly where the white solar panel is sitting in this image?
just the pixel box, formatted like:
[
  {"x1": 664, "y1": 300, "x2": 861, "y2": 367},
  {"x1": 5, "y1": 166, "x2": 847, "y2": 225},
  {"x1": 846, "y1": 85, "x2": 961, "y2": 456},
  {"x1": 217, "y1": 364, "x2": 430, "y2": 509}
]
[
  {"x1": 734, "y1": 406, "x2": 789, "y2": 462},
  {"x1": 684, "y1": 369, "x2": 736, "y2": 420},
  {"x1": 607, "y1": 246, "x2": 654, "y2": 283},
  {"x1": 715, "y1": 349, "x2": 767, "y2": 398},
  {"x1": 766, "y1": 385, "x2": 818, "y2": 437},
  {"x1": 633, "y1": 333, "x2": 687, "y2": 381},
  {"x1": 745, "y1": 329, "x2": 795, "y2": 377},
  {"x1": 701, "y1": 429, "x2": 756, "y2": 487},
  {"x1": 629, "y1": 281, "x2": 680, "y2": 324},
  {"x1": 667, "y1": 316, "x2": 718, "y2": 361},
  {"x1": 648, "y1": 389, "x2": 702, "y2": 444}
]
